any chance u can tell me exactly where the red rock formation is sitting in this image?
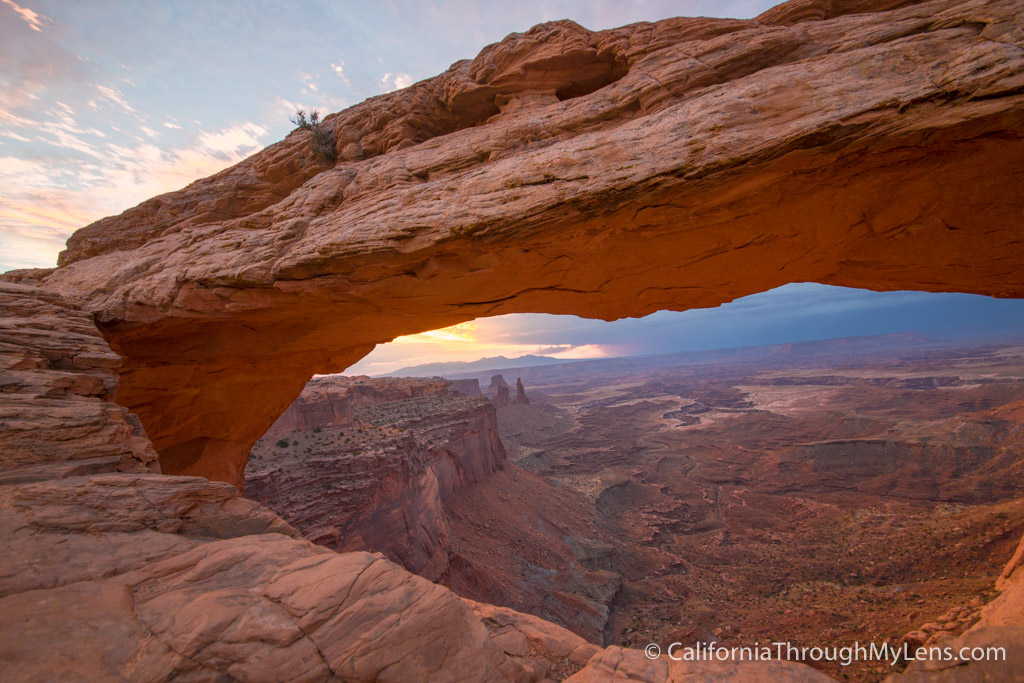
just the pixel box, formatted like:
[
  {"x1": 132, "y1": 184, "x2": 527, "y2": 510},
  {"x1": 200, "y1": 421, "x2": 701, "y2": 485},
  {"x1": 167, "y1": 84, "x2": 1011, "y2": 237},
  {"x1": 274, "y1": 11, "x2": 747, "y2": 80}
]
[
  {"x1": 246, "y1": 375, "x2": 623, "y2": 641},
  {"x1": 450, "y1": 378, "x2": 484, "y2": 397},
  {"x1": 2, "y1": 0, "x2": 1024, "y2": 680},
  {"x1": 5, "y1": 0, "x2": 1020, "y2": 489},
  {"x1": 488, "y1": 375, "x2": 512, "y2": 394},
  {"x1": 0, "y1": 283, "x2": 158, "y2": 481},
  {"x1": 246, "y1": 377, "x2": 508, "y2": 578},
  {"x1": 263, "y1": 380, "x2": 353, "y2": 435},
  {"x1": 494, "y1": 383, "x2": 513, "y2": 408},
  {"x1": 516, "y1": 377, "x2": 530, "y2": 405},
  {"x1": 0, "y1": 476, "x2": 526, "y2": 681},
  {"x1": 262, "y1": 374, "x2": 456, "y2": 437}
]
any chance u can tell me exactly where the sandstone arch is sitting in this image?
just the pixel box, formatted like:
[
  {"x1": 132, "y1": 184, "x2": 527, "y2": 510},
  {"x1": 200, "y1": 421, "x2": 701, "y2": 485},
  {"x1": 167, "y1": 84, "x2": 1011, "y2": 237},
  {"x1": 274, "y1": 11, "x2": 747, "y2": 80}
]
[{"x1": 17, "y1": 0, "x2": 1024, "y2": 489}]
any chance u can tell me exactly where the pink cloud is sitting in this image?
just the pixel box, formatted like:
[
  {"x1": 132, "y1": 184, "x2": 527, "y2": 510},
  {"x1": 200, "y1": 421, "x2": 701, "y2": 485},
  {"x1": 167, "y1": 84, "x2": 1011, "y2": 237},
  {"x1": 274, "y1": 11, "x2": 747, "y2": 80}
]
[{"x1": 1, "y1": 0, "x2": 47, "y2": 32}]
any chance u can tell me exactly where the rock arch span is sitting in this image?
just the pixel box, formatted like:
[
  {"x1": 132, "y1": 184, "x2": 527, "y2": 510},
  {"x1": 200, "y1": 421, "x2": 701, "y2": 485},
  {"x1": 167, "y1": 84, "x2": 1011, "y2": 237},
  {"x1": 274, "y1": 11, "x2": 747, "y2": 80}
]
[{"x1": 16, "y1": 0, "x2": 1024, "y2": 489}]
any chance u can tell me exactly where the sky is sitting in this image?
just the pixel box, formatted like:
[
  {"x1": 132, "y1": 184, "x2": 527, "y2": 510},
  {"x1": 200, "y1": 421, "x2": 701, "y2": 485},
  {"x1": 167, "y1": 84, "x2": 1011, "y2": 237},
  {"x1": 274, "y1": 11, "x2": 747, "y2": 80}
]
[
  {"x1": 346, "y1": 284, "x2": 1024, "y2": 375},
  {"x1": 3, "y1": 1, "x2": 1022, "y2": 375}
]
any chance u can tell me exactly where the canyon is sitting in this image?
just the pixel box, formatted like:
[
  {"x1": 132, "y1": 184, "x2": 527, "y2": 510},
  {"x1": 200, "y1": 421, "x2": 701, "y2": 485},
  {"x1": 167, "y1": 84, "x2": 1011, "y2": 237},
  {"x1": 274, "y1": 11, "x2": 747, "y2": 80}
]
[
  {"x1": 1, "y1": 0, "x2": 1023, "y2": 680},
  {"x1": 247, "y1": 334, "x2": 1024, "y2": 681},
  {"x1": 490, "y1": 334, "x2": 1024, "y2": 681},
  {"x1": 245, "y1": 375, "x2": 620, "y2": 643}
]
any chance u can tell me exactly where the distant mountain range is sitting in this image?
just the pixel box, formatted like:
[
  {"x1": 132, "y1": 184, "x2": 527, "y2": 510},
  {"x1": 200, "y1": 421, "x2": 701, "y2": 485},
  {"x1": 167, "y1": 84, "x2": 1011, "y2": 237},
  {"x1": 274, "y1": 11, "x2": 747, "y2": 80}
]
[
  {"x1": 378, "y1": 354, "x2": 577, "y2": 377},
  {"x1": 379, "y1": 329, "x2": 1024, "y2": 381},
  {"x1": 439, "y1": 331, "x2": 1016, "y2": 385}
]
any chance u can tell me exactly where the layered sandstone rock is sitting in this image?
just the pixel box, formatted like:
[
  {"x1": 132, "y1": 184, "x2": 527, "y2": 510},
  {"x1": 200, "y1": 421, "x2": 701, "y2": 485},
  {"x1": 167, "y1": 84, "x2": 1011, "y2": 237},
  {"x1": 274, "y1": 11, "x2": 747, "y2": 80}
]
[
  {"x1": 451, "y1": 378, "x2": 484, "y2": 397},
  {"x1": 0, "y1": 474, "x2": 529, "y2": 682},
  {"x1": 5, "y1": 0, "x2": 1020, "y2": 488},
  {"x1": 246, "y1": 375, "x2": 507, "y2": 578},
  {"x1": 2, "y1": 0, "x2": 1024, "y2": 680},
  {"x1": 246, "y1": 375, "x2": 619, "y2": 642},
  {"x1": 262, "y1": 374, "x2": 455, "y2": 438},
  {"x1": 488, "y1": 375, "x2": 512, "y2": 394},
  {"x1": 0, "y1": 282, "x2": 158, "y2": 481},
  {"x1": 494, "y1": 383, "x2": 513, "y2": 407},
  {"x1": 487, "y1": 374, "x2": 533, "y2": 408},
  {"x1": 468, "y1": 599, "x2": 601, "y2": 680}
]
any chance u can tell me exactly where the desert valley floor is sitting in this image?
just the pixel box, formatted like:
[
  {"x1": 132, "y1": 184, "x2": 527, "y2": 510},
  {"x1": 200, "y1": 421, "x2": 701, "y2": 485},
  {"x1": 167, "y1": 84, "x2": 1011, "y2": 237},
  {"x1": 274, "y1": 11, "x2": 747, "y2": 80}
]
[{"x1": 246, "y1": 333, "x2": 1024, "y2": 682}]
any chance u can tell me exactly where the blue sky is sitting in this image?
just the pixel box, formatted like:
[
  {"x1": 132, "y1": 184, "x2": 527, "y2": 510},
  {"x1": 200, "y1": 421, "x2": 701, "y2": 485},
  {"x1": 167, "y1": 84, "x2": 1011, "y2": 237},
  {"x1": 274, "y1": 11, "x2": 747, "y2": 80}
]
[
  {"x1": 3, "y1": 0, "x2": 1022, "y2": 374},
  {"x1": 345, "y1": 284, "x2": 1024, "y2": 374}
]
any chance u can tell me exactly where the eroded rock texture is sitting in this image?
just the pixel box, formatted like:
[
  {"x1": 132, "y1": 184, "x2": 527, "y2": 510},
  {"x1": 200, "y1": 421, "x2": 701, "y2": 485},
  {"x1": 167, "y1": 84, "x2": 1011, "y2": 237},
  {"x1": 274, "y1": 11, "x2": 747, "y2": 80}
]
[
  {"x1": 0, "y1": 475, "x2": 522, "y2": 681},
  {"x1": 0, "y1": 282, "x2": 593, "y2": 681},
  {"x1": 246, "y1": 375, "x2": 621, "y2": 643},
  {"x1": 6, "y1": 0, "x2": 1021, "y2": 487},
  {"x1": 246, "y1": 375, "x2": 508, "y2": 577},
  {"x1": 0, "y1": 282, "x2": 158, "y2": 481}
]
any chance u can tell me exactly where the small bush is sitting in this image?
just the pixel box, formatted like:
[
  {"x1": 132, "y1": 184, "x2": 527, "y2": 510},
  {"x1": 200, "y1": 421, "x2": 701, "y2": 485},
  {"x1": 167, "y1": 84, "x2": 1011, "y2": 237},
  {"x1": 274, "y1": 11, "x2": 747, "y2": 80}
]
[
  {"x1": 275, "y1": 439, "x2": 289, "y2": 449},
  {"x1": 291, "y1": 109, "x2": 337, "y2": 163}
]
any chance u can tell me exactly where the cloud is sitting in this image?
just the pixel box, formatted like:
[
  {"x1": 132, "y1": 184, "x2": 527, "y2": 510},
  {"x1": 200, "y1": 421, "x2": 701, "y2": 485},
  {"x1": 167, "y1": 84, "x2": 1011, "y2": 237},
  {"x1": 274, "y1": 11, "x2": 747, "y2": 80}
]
[
  {"x1": 378, "y1": 72, "x2": 413, "y2": 93},
  {"x1": 300, "y1": 73, "x2": 318, "y2": 94},
  {"x1": 393, "y1": 321, "x2": 479, "y2": 345},
  {"x1": 162, "y1": 121, "x2": 182, "y2": 130},
  {"x1": 1, "y1": 0, "x2": 47, "y2": 32},
  {"x1": 0, "y1": 7, "x2": 90, "y2": 111},
  {"x1": 546, "y1": 344, "x2": 608, "y2": 359},
  {"x1": 195, "y1": 121, "x2": 266, "y2": 158},
  {"x1": 346, "y1": 319, "x2": 614, "y2": 374},
  {"x1": 533, "y1": 345, "x2": 571, "y2": 355},
  {"x1": 95, "y1": 84, "x2": 135, "y2": 113},
  {"x1": 1, "y1": 120, "x2": 271, "y2": 272},
  {"x1": 331, "y1": 61, "x2": 350, "y2": 85}
]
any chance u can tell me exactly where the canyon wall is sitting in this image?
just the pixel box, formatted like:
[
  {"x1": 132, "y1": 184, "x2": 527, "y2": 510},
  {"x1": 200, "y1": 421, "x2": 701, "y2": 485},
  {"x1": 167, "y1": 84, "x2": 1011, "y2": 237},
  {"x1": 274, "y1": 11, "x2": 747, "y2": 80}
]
[
  {"x1": 246, "y1": 375, "x2": 621, "y2": 642},
  {"x1": 246, "y1": 376, "x2": 507, "y2": 578},
  {"x1": 5, "y1": 0, "x2": 1021, "y2": 488},
  {"x1": 0, "y1": 282, "x2": 159, "y2": 481}
]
